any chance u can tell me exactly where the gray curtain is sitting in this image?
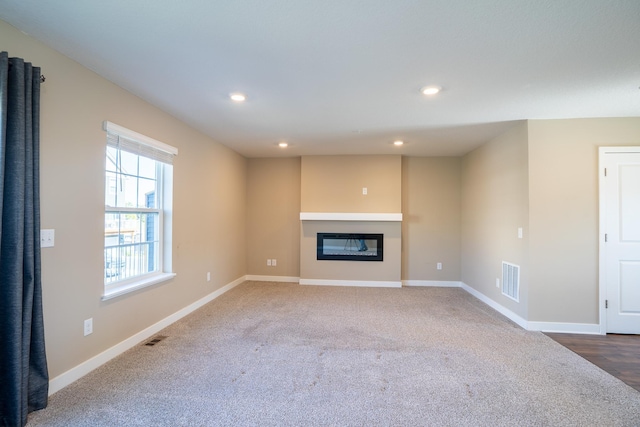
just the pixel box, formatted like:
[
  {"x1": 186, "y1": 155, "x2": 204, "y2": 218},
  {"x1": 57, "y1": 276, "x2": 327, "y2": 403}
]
[{"x1": 0, "y1": 52, "x2": 49, "y2": 427}]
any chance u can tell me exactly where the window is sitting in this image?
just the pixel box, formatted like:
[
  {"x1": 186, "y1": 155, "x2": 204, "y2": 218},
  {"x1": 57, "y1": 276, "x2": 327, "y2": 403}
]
[{"x1": 103, "y1": 121, "x2": 177, "y2": 299}]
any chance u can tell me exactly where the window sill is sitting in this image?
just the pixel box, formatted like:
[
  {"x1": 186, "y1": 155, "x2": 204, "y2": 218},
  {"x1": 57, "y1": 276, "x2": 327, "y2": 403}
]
[{"x1": 101, "y1": 272, "x2": 176, "y2": 301}]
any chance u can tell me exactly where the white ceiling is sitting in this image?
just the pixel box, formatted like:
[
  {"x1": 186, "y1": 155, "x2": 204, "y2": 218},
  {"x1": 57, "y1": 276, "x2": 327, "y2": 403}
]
[{"x1": 1, "y1": 0, "x2": 639, "y2": 157}]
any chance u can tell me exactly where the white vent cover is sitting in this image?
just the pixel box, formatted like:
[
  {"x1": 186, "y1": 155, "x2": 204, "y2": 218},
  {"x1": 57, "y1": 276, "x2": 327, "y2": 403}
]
[{"x1": 502, "y1": 261, "x2": 520, "y2": 302}]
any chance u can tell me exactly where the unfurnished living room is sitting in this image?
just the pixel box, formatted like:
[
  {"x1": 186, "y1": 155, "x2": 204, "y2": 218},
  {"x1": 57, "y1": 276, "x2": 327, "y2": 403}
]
[{"x1": 1, "y1": 1, "x2": 639, "y2": 426}]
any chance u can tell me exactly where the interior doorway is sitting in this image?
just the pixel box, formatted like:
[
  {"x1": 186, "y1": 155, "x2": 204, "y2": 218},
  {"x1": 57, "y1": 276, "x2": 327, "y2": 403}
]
[{"x1": 599, "y1": 147, "x2": 640, "y2": 334}]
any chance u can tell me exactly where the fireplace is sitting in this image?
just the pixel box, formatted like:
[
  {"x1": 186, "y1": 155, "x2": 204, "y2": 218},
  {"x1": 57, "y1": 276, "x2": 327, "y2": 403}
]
[
  {"x1": 300, "y1": 216, "x2": 400, "y2": 286},
  {"x1": 316, "y1": 233, "x2": 383, "y2": 261}
]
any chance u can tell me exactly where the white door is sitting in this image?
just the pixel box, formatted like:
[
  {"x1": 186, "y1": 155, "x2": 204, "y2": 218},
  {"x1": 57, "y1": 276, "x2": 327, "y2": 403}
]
[{"x1": 601, "y1": 148, "x2": 640, "y2": 334}]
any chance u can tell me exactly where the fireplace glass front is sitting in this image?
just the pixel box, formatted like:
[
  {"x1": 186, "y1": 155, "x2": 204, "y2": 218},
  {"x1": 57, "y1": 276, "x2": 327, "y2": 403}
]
[{"x1": 317, "y1": 233, "x2": 383, "y2": 261}]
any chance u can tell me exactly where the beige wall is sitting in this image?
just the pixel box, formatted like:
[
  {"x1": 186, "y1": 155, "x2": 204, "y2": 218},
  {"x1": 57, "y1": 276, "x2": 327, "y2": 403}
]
[
  {"x1": 251, "y1": 156, "x2": 460, "y2": 284},
  {"x1": 401, "y1": 157, "x2": 461, "y2": 282},
  {"x1": 461, "y1": 121, "x2": 529, "y2": 319},
  {"x1": 246, "y1": 158, "x2": 301, "y2": 277},
  {"x1": 301, "y1": 155, "x2": 402, "y2": 213},
  {"x1": 527, "y1": 118, "x2": 640, "y2": 323},
  {"x1": 461, "y1": 118, "x2": 640, "y2": 326},
  {"x1": 2, "y1": 21, "x2": 247, "y2": 378}
]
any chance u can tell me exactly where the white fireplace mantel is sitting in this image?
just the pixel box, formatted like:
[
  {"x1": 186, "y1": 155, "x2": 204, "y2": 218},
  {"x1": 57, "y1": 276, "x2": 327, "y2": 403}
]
[{"x1": 299, "y1": 212, "x2": 402, "y2": 222}]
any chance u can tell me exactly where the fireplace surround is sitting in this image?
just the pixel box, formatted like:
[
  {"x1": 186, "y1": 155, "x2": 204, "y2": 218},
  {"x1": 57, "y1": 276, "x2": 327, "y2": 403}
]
[{"x1": 299, "y1": 213, "x2": 402, "y2": 287}]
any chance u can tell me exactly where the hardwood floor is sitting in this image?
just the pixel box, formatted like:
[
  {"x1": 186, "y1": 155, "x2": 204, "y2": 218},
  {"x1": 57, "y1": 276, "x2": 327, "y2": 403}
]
[{"x1": 545, "y1": 333, "x2": 640, "y2": 392}]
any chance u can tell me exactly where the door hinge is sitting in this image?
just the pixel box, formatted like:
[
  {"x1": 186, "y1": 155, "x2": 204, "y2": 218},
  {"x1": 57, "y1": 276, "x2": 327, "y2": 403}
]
[
  {"x1": 604, "y1": 168, "x2": 607, "y2": 177},
  {"x1": 605, "y1": 300, "x2": 608, "y2": 309},
  {"x1": 605, "y1": 233, "x2": 608, "y2": 242}
]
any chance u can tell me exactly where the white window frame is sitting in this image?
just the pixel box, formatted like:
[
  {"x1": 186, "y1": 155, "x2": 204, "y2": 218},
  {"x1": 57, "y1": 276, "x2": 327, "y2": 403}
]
[{"x1": 102, "y1": 121, "x2": 177, "y2": 300}]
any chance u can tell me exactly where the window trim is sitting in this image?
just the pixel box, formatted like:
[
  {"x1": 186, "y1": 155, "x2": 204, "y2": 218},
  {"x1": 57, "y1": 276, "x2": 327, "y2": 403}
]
[{"x1": 102, "y1": 121, "x2": 177, "y2": 300}]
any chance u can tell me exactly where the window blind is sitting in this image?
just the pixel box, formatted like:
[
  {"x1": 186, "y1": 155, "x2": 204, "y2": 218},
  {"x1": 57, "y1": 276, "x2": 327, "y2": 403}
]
[{"x1": 104, "y1": 121, "x2": 178, "y2": 165}]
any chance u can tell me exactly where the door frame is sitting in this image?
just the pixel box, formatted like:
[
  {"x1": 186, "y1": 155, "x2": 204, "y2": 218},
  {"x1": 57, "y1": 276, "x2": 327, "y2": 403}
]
[{"x1": 598, "y1": 146, "x2": 640, "y2": 334}]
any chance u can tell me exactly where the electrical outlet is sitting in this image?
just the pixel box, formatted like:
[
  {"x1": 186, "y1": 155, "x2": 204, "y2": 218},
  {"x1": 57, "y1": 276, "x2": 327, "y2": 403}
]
[
  {"x1": 362, "y1": 187, "x2": 367, "y2": 195},
  {"x1": 84, "y1": 318, "x2": 93, "y2": 336},
  {"x1": 272, "y1": 259, "x2": 277, "y2": 267},
  {"x1": 267, "y1": 259, "x2": 272, "y2": 266},
  {"x1": 437, "y1": 262, "x2": 442, "y2": 270},
  {"x1": 496, "y1": 278, "x2": 500, "y2": 288},
  {"x1": 40, "y1": 229, "x2": 55, "y2": 248},
  {"x1": 207, "y1": 272, "x2": 211, "y2": 282}
]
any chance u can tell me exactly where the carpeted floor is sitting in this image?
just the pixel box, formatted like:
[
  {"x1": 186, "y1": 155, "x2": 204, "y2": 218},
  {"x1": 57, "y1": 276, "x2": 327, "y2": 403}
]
[{"x1": 27, "y1": 282, "x2": 640, "y2": 426}]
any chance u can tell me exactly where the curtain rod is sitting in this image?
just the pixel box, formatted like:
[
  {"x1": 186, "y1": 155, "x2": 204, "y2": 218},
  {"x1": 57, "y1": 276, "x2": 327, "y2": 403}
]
[{"x1": 5, "y1": 61, "x2": 46, "y2": 83}]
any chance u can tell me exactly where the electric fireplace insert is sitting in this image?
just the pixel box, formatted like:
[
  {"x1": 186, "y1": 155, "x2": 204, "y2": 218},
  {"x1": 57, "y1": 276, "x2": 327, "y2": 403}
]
[{"x1": 316, "y1": 233, "x2": 383, "y2": 261}]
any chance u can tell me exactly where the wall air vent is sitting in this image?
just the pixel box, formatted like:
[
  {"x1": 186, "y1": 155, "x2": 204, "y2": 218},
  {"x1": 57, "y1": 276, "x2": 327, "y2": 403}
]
[{"x1": 502, "y1": 261, "x2": 520, "y2": 302}]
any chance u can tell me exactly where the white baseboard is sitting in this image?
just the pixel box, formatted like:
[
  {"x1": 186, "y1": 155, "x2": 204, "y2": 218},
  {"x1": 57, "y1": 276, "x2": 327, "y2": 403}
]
[
  {"x1": 459, "y1": 282, "x2": 529, "y2": 330},
  {"x1": 245, "y1": 275, "x2": 300, "y2": 283},
  {"x1": 527, "y1": 321, "x2": 602, "y2": 335},
  {"x1": 458, "y1": 282, "x2": 602, "y2": 334},
  {"x1": 48, "y1": 275, "x2": 247, "y2": 395},
  {"x1": 403, "y1": 280, "x2": 462, "y2": 288},
  {"x1": 299, "y1": 278, "x2": 402, "y2": 288}
]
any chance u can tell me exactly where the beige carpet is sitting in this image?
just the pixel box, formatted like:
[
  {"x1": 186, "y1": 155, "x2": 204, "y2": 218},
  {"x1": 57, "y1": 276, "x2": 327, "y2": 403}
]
[{"x1": 27, "y1": 282, "x2": 640, "y2": 426}]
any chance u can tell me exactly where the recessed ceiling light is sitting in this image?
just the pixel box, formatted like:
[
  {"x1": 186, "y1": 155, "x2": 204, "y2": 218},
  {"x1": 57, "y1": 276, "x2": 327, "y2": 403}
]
[
  {"x1": 393, "y1": 140, "x2": 404, "y2": 146},
  {"x1": 421, "y1": 86, "x2": 441, "y2": 96},
  {"x1": 278, "y1": 142, "x2": 288, "y2": 148},
  {"x1": 230, "y1": 93, "x2": 246, "y2": 102}
]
